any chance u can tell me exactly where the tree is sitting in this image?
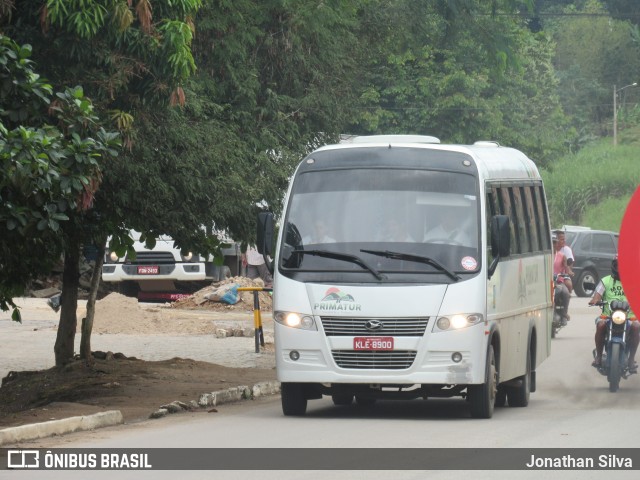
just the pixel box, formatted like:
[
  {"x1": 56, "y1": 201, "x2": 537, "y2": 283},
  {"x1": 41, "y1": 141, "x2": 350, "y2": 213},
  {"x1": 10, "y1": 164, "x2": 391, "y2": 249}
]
[
  {"x1": 1, "y1": 35, "x2": 120, "y2": 326},
  {"x1": 603, "y1": 0, "x2": 640, "y2": 24},
  {"x1": 101, "y1": 0, "x2": 368, "y2": 253},
  {"x1": 347, "y1": 0, "x2": 571, "y2": 166},
  {"x1": 545, "y1": 0, "x2": 640, "y2": 140},
  {"x1": 2, "y1": 1, "x2": 201, "y2": 365}
]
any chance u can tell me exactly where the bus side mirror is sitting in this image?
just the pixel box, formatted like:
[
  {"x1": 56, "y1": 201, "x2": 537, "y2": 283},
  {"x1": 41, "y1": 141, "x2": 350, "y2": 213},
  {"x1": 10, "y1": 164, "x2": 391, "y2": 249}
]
[
  {"x1": 257, "y1": 211, "x2": 274, "y2": 256},
  {"x1": 491, "y1": 215, "x2": 511, "y2": 258}
]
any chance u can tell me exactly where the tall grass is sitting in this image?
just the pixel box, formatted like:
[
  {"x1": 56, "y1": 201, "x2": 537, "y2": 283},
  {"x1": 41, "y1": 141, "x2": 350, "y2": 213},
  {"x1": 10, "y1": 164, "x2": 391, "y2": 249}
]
[
  {"x1": 580, "y1": 194, "x2": 632, "y2": 231},
  {"x1": 540, "y1": 140, "x2": 640, "y2": 229}
]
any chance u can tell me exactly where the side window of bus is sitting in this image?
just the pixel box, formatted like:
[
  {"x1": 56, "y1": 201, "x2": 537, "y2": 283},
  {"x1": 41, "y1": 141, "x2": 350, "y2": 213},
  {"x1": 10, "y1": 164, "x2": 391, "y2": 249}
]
[
  {"x1": 490, "y1": 183, "x2": 549, "y2": 256},
  {"x1": 486, "y1": 189, "x2": 498, "y2": 264},
  {"x1": 522, "y1": 186, "x2": 540, "y2": 252},
  {"x1": 533, "y1": 185, "x2": 551, "y2": 250},
  {"x1": 498, "y1": 187, "x2": 519, "y2": 254},
  {"x1": 511, "y1": 187, "x2": 530, "y2": 253}
]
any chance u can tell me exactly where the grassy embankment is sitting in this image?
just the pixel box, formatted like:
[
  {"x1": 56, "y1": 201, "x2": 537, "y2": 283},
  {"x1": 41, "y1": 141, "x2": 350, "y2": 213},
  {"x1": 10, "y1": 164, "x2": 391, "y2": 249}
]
[{"x1": 541, "y1": 139, "x2": 640, "y2": 231}]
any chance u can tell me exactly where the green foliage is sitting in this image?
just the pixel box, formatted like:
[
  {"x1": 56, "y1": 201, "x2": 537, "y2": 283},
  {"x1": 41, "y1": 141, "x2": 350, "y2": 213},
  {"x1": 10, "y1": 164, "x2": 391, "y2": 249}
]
[
  {"x1": 602, "y1": 0, "x2": 640, "y2": 25},
  {"x1": 0, "y1": 38, "x2": 52, "y2": 125},
  {"x1": 581, "y1": 193, "x2": 632, "y2": 231},
  {"x1": 550, "y1": 0, "x2": 640, "y2": 138},
  {"x1": 1, "y1": 34, "x2": 120, "y2": 316},
  {"x1": 348, "y1": 0, "x2": 572, "y2": 166},
  {"x1": 4, "y1": 0, "x2": 202, "y2": 110},
  {"x1": 159, "y1": 20, "x2": 196, "y2": 79},
  {"x1": 541, "y1": 140, "x2": 640, "y2": 227}
]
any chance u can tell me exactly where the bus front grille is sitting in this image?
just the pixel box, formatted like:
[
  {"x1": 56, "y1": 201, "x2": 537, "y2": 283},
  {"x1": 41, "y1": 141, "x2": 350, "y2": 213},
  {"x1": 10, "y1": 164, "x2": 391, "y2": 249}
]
[
  {"x1": 321, "y1": 317, "x2": 429, "y2": 337},
  {"x1": 331, "y1": 350, "x2": 417, "y2": 369}
]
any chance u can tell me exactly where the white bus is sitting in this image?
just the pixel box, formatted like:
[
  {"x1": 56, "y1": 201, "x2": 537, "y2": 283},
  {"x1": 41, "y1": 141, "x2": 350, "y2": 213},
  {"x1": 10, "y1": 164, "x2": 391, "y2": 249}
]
[{"x1": 258, "y1": 135, "x2": 553, "y2": 418}]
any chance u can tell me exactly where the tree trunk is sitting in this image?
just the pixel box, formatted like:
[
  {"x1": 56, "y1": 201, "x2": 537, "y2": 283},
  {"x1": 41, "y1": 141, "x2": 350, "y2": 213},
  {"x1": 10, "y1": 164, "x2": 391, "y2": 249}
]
[
  {"x1": 54, "y1": 237, "x2": 81, "y2": 367},
  {"x1": 80, "y1": 239, "x2": 106, "y2": 362}
]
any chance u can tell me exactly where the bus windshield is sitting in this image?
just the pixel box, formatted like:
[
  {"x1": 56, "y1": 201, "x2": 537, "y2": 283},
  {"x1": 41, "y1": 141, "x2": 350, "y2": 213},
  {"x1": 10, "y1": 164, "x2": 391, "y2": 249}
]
[{"x1": 280, "y1": 168, "x2": 480, "y2": 283}]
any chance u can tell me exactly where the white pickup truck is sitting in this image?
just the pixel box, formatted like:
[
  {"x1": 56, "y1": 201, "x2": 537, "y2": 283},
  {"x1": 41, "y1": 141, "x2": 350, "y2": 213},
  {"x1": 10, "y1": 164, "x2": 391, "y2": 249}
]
[{"x1": 101, "y1": 231, "x2": 241, "y2": 300}]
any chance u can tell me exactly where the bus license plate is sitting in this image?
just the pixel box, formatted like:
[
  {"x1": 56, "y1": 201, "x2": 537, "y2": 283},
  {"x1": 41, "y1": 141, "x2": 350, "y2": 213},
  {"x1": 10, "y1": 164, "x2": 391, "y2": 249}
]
[
  {"x1": 353, "y1": 337, "x2": 394, "y2": 351},
  {"x1": 137, "y1": 265, "x2": 159, "y2": 275}
]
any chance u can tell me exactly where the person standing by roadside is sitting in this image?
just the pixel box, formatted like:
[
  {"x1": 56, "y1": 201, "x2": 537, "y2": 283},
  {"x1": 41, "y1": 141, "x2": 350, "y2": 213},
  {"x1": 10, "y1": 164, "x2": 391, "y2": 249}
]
[{"x1": 242, "y1": 245, "x2": 273, "y2": 287}]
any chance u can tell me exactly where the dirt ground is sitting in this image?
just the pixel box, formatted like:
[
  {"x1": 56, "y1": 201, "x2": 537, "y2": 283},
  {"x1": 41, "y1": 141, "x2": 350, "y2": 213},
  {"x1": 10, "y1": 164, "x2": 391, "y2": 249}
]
[{"x1": 0, "y1": 278, "x2": 277, "y2": 429}]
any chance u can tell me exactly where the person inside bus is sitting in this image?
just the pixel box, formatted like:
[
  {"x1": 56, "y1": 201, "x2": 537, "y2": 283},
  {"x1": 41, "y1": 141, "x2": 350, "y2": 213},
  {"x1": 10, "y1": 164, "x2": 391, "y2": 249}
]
[
  {"x1": 589, "y1": 257, "x2": 639, "y2": 372},
  {"x1": 302, "y1": 220, "x2": 336, "y2": 244},
  {"x1": 384, "y1": 217, "x2": 415, "y2": 242},
  {"x1": 553, "y1": 235, "x2": 572, "y2": 325},
  {"x1": 423, "y1": 209, "x2": 471, "y2": 246}
]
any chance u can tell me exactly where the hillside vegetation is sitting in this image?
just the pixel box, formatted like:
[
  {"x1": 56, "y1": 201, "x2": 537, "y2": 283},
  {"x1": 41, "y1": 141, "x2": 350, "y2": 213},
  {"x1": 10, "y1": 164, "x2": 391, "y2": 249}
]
[{"x1": 541, "y1": 140, "x2": 640, "y2": 231}]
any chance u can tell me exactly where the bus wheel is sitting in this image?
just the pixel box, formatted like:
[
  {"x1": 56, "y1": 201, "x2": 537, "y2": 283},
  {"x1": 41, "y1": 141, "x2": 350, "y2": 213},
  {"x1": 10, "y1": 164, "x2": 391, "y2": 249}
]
[
  {"x1": 281, "y1": 383, "x2": 307, "y2": 416},
  {"x1": 507, "y1": 349, "x2": 531, "y2": 407},
  {"x1": 468, "y1": 345, "x2": 497, "y2": 419},
  {"x1": 331, "y1": 394, "x2": 354, "y2": 406}
]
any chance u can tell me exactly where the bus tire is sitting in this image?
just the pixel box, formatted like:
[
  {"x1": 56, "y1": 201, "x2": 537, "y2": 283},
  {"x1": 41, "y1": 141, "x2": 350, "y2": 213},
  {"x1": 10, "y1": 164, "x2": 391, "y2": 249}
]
[
  {"x1": 281, "y1": 383, "x2": 307, "y2": 416},
  {"x1": 468, "y1": 345, "x2": 497, "y2": 419},
  {"x1": 507, "y1": 348, "x2": 531, "y2": 407}
]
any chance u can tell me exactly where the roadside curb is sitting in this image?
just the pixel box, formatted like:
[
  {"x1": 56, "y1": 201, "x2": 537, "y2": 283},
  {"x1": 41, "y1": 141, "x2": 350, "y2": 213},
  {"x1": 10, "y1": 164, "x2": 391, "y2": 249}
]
[
  {"x1": 0, "y1": 410, "x2": 123, "y2": 446},
  {"x1": 0, "y1": 381, "x2": 281, "y2": 445},
  {"x1": 197, "y1": 380, "x2": 281, "y2": 408},
  {"x1": 150, "y1": 381, "x2": 281, "y2": 418}
]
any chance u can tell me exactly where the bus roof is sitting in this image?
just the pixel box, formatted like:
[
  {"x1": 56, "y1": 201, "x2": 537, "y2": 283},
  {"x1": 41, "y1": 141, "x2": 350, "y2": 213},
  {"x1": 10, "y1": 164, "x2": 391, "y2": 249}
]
[{"x1": 316, "y1": 136, "x2": 541, "y2": 182}]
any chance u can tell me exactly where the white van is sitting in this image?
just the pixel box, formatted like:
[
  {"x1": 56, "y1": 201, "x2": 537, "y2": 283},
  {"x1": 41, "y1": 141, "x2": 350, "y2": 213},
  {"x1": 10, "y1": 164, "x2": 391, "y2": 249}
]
[
  {"x1": 102, "y1": 231, "x2": 240, "y2": 300},
  {"x1": 258, "y1": 135, "x2": 553, "y2": 418}
]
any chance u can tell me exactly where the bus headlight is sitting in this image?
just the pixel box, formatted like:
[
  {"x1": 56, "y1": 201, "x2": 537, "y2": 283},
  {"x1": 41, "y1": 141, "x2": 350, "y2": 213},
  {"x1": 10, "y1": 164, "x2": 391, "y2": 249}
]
[
  {"x1": 181, "y1": 252, "x2": 194, "y2": 262},
  {"x1": 611, "y1": 310, "x2": 627, "y2": 325},
  {"x1": 274, "y1": 311, "x2": 317, "y2": 330},
  {"x1": 433, "y1": 314, "x2": 483, "y2": 332},
  {"x1": 108, "y1": 251, "x2": 120, "y2": 262}
]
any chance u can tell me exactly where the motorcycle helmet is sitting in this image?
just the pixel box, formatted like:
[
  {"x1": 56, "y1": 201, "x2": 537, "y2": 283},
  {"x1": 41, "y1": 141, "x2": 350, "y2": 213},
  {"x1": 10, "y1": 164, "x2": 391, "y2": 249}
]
[{"x1": 611, "y1": 256, "x2": 619, "y2": 280}]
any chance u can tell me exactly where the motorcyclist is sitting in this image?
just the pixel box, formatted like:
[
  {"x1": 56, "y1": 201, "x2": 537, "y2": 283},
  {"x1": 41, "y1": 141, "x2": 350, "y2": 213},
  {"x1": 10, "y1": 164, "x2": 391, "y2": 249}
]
[
  {"x1": 589, "y1": 257, "x2": 639, "y2": 373},
  {"x1": 555, "y1": 230, "x2": 574, "y2": 293},
  {"x1": 553, "y1": 235, "x2": 572, "y2": 325}
]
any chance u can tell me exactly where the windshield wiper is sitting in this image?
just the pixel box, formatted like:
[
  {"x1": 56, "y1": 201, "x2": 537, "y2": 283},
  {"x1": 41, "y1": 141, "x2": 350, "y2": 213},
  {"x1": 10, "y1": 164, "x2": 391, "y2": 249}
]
[
  {"x1": 293, "y1": 248, "x2": 386, "y2": 280},
  {"x1": 360, "y1": 249, "x2": 461, "y2": 281}
]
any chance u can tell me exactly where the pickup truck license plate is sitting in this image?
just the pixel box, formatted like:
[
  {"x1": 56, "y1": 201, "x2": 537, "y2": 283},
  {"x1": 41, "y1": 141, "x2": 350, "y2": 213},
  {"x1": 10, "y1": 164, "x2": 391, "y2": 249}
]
[
  {"x1": 137, "y1": 265, "x2": 159, "y2": 275},
  {"x1": 353, "y1": 337, "x2": 394, "y2": 351}
]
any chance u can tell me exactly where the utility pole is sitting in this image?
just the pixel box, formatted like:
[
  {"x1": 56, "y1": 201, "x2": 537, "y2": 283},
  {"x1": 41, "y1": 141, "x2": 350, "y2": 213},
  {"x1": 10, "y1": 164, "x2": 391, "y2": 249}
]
[{"x1": 613, "y1": 85, "x2": 617, "y2": 146}]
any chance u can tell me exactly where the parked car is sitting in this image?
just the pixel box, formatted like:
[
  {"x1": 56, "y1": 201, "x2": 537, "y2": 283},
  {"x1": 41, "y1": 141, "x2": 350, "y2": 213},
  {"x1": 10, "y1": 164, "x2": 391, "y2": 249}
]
[{"x1": 560, "y1": 226, "x2": 619, "y2": 297}]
